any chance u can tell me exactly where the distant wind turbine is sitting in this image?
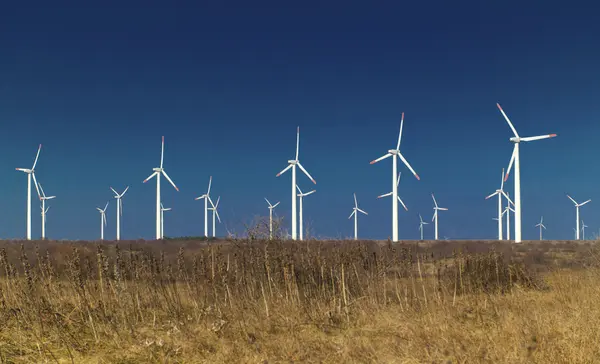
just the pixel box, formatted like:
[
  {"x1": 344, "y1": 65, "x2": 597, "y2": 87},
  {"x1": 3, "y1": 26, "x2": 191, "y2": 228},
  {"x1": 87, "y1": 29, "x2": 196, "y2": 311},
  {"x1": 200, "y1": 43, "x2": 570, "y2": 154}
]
[
  {"x1": 581, "y1": 220, "x2": 588, "y2": 240},
  {"x1": 264, "y1": 198, "x2": 280, "y2": 240},
  {"x1": 276, "y1": 127, "x2": 316, "y2": 240},
  {"x1": 418, "y1": 214, "x2": 428, "y2": 240},
  {"x1": 38, "y1": 183, "x2": 55, "y2": 240},
  {"x1": 143, "y1": 136, "x2": 179, "y2": 240},
  {"x1": 348, "y1": 193, "x2": 367, "y2": 240},
  {"x1": 497, "y1": 103, "x2": 557, "y2": 243},
  {"x1": 296, "y1": 185, "x2": 315, "y2": 241},
  {"x1": 431, "y1": 193, "x2": 448, "y2": 241},
  {"x1": 110, "y1": 186, "x2": 129, "y2": 240},
  {"x1": 16, "y1": 144, "x2": 42, "y2": 240},
  {"x1": 485, "y1": 168, "x2": 511, "y2": 240},
  {"x1": 535, "y1": 216, "x2": 546, "y2": 240},
  {"x1": 208, "y1": 196, "x2": 221, "y2": 238},
  {"x1": 566, "y1": 195, "x2": 591, "y2": 240},
  {"x1": 504, "y1": 192, "x2": 515, "y2": 240},
  {"x1": 96, "y1": 202, "x2": 109, "y2": 240},
  {"x1": 194, "y1": 176, "x2": 212, "y2": 237},
  {"x1": 160, "y1": 203, "x2": 171, "y2": 239},
  {"x1": 370, "y1": 113, "x2": 420, "y2": 243}
]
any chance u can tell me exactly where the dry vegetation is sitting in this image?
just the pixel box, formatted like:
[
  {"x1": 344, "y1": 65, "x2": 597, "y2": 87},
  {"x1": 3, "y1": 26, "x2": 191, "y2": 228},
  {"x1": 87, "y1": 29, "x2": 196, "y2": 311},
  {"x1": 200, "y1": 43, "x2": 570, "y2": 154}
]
[{"x1": 0, "y1": 238, "x2": 599, "y2": 363}]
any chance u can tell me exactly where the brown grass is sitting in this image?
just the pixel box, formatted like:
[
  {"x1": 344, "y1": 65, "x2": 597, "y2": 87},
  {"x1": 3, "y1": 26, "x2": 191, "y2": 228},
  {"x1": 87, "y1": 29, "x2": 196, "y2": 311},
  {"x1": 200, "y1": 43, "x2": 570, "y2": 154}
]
[{"x1": 0, "y1": 239, "x2": 598, "y2": 363}]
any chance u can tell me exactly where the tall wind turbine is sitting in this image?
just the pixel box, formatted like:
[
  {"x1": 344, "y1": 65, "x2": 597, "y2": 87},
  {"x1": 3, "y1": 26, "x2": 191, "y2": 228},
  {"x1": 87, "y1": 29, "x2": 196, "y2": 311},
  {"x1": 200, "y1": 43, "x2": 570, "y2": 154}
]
[
  {"x1": 348, "y1": 193, "x2": 368, "y2": 240},
  {"x1": 16, "y1": 144, "x2": 42, "y2": 240},
  {"x1": 582, "y1": 220, "x2": 588, "y2": 240},
  {"x1": 276, "y1": 127, "x2": 316, "y2": 240},
  {"x1": 377, "y1": 172, "x2": 409, "y2": 213},
  {"x1": 431, "y1": 194, "x2": 448, "y2": 241},
  {"x1": 143, "y1": 136, "x2": 179, "y2": 240},
  {"x1": 160, "y1": 203, "x2": 171, "y2": 239},
  {"x1": 535, "y1": 216, "x2": 546, "y2": 240},
  {"x1": 194, "y1": 176, "x2": 212, "y2": 237},
  {"x1": 485, "y1": 168, "x2": 511, "y2": 240},
  {"x1": 38, "y1": 183, "x2": 55, "y2": 240},
  {"x1": 296, "y1": 185, "x2": 315, "y2": 241},
  {"x1": 418, "y1": 214, "x2": 428, "y2": 240},
  {"x1": 566, "y1": 195, "x2": 591, "y2": 240},
  {"x1": 110, "y1": 186, "x2": 129, "y2": 241},
  {"x1": 209, "y1": 196, "x2": 221, "y2": 238},
  {"x1": 264, "y1": 198, "x2": 280, "y2": 240},
  {"x1": 370, "y1": 113, "x2": 420, "y2": 243},
  {"x1": 497, "y1": 104, "x2": 557, "y2": 243},
  {"x1": 96, "y1": 202, "x2": 109, "y2": 240}
]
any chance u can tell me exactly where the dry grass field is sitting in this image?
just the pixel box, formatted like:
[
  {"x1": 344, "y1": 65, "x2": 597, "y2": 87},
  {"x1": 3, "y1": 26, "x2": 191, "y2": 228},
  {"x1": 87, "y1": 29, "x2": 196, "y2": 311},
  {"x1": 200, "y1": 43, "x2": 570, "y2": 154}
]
[{"x1": 0, "y1": 238, "x2": 599, "y2": 363}]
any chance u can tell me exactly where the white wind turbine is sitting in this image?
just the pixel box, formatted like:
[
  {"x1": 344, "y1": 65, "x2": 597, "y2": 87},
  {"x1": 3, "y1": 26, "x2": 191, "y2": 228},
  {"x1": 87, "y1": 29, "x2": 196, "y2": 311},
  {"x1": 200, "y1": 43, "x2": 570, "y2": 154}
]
[
  {"x1": 431, "y1": 194, "x2": 448, "y2": 241},
  {"x1": 160, "y1": 203, "x2": 171, "y2": 239},
  {"x1": 566, "y1": 195, "x2": 591, "y2": 240},
  {"x1": 16, "y1": 144, "x2": 42, "y2": 240},
  {"x1": 143, "y1": 136, "x2": 179, "y2": 240},
  {"x1": 96, "y1": 202, "x2": 109, "y2": 240},
  {"x1": 296, "y1": 185, "x2": 316, "y2": 241},
  {"x1": 418, "y1": 214, "x2": 428, "y2": 240},
  {"x1": 535, "y1": 216, "x2": 546, "y2": 240},
  {"x1": 208, "y1": 196, "x2": 221, "y2": 238},
  {"x1": 504, "y1": 192, "x2": 515, "y2": 240},
  {"x1": 194, "y1": 176, "x2": 212, "y2": 237},
  {"x1": 497, "y1": 104, "x2": 557, "y2": 243},
  {"x1": 377, "y1": 171, "x2": 409, "y2": 213},
  {"x1": 110, "y1": 186, "x2": 129, "y2": 241},
  {"x1": 370, "y1": 113, "x2": 420, "y2": 243},
  {"x1": 264, "y1": 198, "x2": 280, "y2": 240},
  {"x1": 348, "y1": 193, "x2": 368, "y2": 240},
  {"x1": 485, "y1": 168, "x2": 511, "y2": 240},
  {"x1": 582, "y1": 220, "x2": 588, "y2": 240},
  {"x1": 276, "y1": 127, "x2": 316, "y2": 240},
  {"x1": 37, "y1": 183, "x2": 55, "y2": 240}
]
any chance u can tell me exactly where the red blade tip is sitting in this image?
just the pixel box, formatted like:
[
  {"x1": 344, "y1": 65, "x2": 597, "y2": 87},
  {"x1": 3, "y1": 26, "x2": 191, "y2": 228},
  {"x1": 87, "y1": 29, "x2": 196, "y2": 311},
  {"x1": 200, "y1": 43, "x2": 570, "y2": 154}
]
[
  {"x1": 504, "y1": 174, "x2": 509, "y2": 182},
  {"x1": 549, "y1": 134, "x2": 557, "y2": 137},
  {"x1": 369, "y1": 160, "x2": 377, "y2": 164},
  {"x1": 496, "y1": 103, "x2": 502, "y2": 110},
  {"x1": 175, "y1": 187, "x2": 180, "y2": 192},
  {"x1": 312, "y1": 179, "x2": 316, "y2": 184},
  {"x1": 415, "y1": 174, "x2": 420, "y2": 180},
  {"x1": 276, "y1": 173, "x2": 281, "y2": 177}
]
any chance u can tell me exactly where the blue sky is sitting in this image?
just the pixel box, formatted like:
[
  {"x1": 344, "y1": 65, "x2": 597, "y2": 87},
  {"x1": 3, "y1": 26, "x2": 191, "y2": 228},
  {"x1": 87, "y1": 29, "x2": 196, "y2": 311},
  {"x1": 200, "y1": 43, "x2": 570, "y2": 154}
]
[{"x1": 0, "y1": 1, "x2": 599, "y2": 240}]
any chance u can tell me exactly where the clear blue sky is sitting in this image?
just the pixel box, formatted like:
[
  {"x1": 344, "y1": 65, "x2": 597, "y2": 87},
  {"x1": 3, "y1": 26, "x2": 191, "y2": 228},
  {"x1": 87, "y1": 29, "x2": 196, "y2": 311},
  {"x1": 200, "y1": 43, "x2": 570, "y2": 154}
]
[{"x1": 1, "y1": 1, "x2": 598, "y2": 240}]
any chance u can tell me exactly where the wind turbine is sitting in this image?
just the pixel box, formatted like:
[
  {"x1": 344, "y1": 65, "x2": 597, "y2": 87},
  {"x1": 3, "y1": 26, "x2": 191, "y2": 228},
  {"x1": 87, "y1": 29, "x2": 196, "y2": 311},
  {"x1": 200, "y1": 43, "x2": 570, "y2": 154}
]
[
  {"x1": 485, "y1": 168, "x2": 511, "y2": 240},
  {"x1": 418, "y1": 214, "x2": 428, "y2": 240},
  {"x1": 377, "y1": 172, "x2": 409, "y2": 213},
  {"x1": 504, "y1": 192, "x2": 515, "y2": 240},
  {"x1": 208, "y1": 196, "x2": 221, "y2": 238},
  {"x1": 110, "y1": 186, "x2": 129, "y2": 240},
  {"x1": 535, "y1": 216, "x2": 546, "y2": 240},
  {"x1": 37, "y1": 183, "x2": 55, "y2": 240},
  {"x1": 296, "y1": 185, "x2": 316, "y2": 241},
  {"x1": 497, "y1": 104, "x2": 557, "y2": 243},
  {"x1": 264, "y1": 198, "x2": 280, "y2": 240},
  {"x1": 194, "y1": 176, "x2": 212, "y2": 237},
  {"x1": 160, "y1": 203, "x2": 171, "y2": 239},
  {"x1": 16, "y1": 144, "x2": 42, "y2": 240},
  {"x1": 566, "y1": 195, "x2": 591, "y2": 240},
  {"x1": 582, "y1": 220, "x2": 588, "y2": 240},
  {"x1": 370, "y1": 113, "x2": 420, "y2": 243},
  {"x1": 431, "y1": 193, "x2": 448, "y2": 241},
  {"x1": 143, "y1": 136, "x2": 179, "y2": 240},
  {"x1": 276, "y1": 127, "x2": 316, "y2": 240},
  {"x1": 348, "y1": 193, "x2": 368, "y2": 240},
  {"x1": 96, "y1": 202, "x2": 109, "y2": 240}
]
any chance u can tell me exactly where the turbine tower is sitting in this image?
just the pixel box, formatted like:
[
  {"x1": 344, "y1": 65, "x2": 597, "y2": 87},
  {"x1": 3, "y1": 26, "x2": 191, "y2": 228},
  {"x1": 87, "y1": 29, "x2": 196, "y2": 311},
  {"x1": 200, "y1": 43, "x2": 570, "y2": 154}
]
[
  {"x1": 370, "y1": 113, "x2": 420, "y2": 243},
  {"x1": 38, "y1": 183, "x2": 55, "y2": 240},
  {"x1": 348, "y1": 193, "x2": 368, "y2": 240},
  {"x1": 485, "y1": 168, "x2": 511, "y2": 240},
  {"x1": 296, "y1": 185, "x2": 315, "y2": 241},
  {"x1": 497, "y1": 104, "x2": 557, "y2": 243},
  {"x1": 160, "y1": 203, "x2": 171, "y2": 239},
  {"x1": 504, "y1": 192, "x2": 515, "y2": 240},
  {"x1": 110, "y1": 186, "x2": 129, "y2": 240},
  {"x1": 566, "y1": 195, "x2": 591, "y2": 240},
  {"x1": 96, "y1": 202, "x2": 109, "y2": 240},
  {"x1": 208, "y1": 196, "x2": 221, "y2": 238},
  {"x1": 264, "y1": 198, "x2": 280, "y2": 240},
  {"x1": 143, "y1": 136, "x2": 179, "y2": 240},
  {"x1": 276, "y1": 127, "x2": 316, "y2": 240},
  {"x1": 535, "y1": 216, "x2": 546, "y2": 240},
  {"x1": 16, "y1": 144, "x2": 42, "y2": 240},
  {"x1": 194, "y1": 176, "x2": 212, "y2": 237},
  {"x1": 418, "y1": 214, "x2": 428, "y2": 240},
  {"x1": 431, "y1": 193, "x2": 448, "y2": 241}
]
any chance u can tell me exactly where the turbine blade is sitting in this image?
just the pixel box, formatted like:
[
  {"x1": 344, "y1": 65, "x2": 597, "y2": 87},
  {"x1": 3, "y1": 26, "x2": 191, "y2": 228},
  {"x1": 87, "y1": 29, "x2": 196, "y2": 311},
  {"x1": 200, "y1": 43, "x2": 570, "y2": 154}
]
[
  {"x1": 432, "y1": 210, "x2": 437, "y2": 222},
  {"x1": 438, "y1": 207, "x2": 448, "y2": 211},
  {"x1": 501, "y1": 191, "x2": 514, "y2": 205},
  {"x1": 370, "y1": 153, "x2": 392, "y2": 165},
  {"x1": 207, "y1": 176, "x2": 212, "y2": 194},
  {"x1": 276, "y1": 164, "x2": 293, "y2": 177},
  {"x1": 273, "y1": 202, "x2": 280, "y2": 208},
  {"x1": 32, "y1": 144, "x2": 42, "y2": 170},
  {"x1": 397, "y1": 196, "x2": 408, "y2": 211},
  {"x1": 110, "y1": 187, "x2": 118, "y2": 196},
  {"x1": 419, "y1": 214, "x2": 423, "y2": 223},
  {"x1": 377, "y1": 192, "x2": 393, "y2": 199},
  {"x1": 104, "y1": 201, "x2": 109, "y2": 211},
  {"x1": 504, "y1": 145, "x2": 517, "y2": 181},
  {"x1": 348, "y1": 210, "x2": 355, "y2": 219},
  {"x1": 264, "y1": 197, "x2": 271, "y2": 207},
  {"x1": 357, "y1": 208, "x2": 368, "y2": 215},
  {"x1": 500, "y1": 168, "x2": 505, "y2": 190},
  {"x1": 143, "y1": 171, "x2": 158, "y2": 183},
  {"x1": 31, "y1": 173, "x2": 41, "y2": 198},
  {"x1": 396, "y1": 172, "x2": 402, "y2": 187},
  {"x1": 295, "y1": 126, "x2": 300, "y2": 161},
  {"x1": 397, "y1": 153, "x2": 420, "y2": 180},
  {"x1": 296, "y1": 185, "x2": 302, "y2": 194},
  {"x1": 485, "y1": 191, "x2": 499, "y2": 200},
  {"x1": 496, "y1": 103, "x2": 519, "y2": 138},
  {"x1": 431, "y1": 193, "x2": 438, "y2": 207},
  {"x1": 121, "y1": 186, "x2": 130, "y2": 196},
  {"x1": 215, "y1": 196, "x2": 220, "y2": 208},
  {"x1": 304, "y1": 190, "x2": 316, "y2": 196},
  {"x1": 580, "y1": 199, "x2": 592, "y2": 206},
  {"x1": 353, "y1": 193, "x2": 357, "y2": 208},
  {"x1": 39, "y1": 183, "x2": 46, "y2": 198},
  {"x1": 215, "y1": 209, "x2": 221, "y2": 223},
  {"x1": 396, "y1": 112, "x2": 404, "y2": 151},
  {"x1": 566, "y1": 195, "x2": 577, "y2": 205},
  {"x1": 521, "y1": 134, "x2": 557, "y2": 142},
  {"x1": 297, "y1": 163, "x2": 316, "y2": 184},
  {"x1": 160, "y1": 136, "x2": 165, "y2": 169},
  {"x1": 46, "y1": 196, "x2": 56, "y2": 200},
  {"x1": 162, "y1": 170, "x2": 179, "y2": 191}
]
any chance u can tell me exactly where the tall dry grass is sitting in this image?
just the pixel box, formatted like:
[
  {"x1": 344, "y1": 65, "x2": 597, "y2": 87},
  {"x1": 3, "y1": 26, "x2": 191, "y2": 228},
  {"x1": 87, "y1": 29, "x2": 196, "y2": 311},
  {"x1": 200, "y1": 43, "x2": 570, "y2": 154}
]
[{"x1": 0, "y1": 239, "x2": 598, "y2": 363}]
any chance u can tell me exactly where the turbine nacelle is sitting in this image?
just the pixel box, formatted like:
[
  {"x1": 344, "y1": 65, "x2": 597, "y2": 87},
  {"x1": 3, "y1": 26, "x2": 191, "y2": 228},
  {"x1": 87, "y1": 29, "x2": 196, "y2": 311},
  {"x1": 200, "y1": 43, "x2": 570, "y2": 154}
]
[{"x1": 153, "y1": 167, "x2": 162, "y2": 172}]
